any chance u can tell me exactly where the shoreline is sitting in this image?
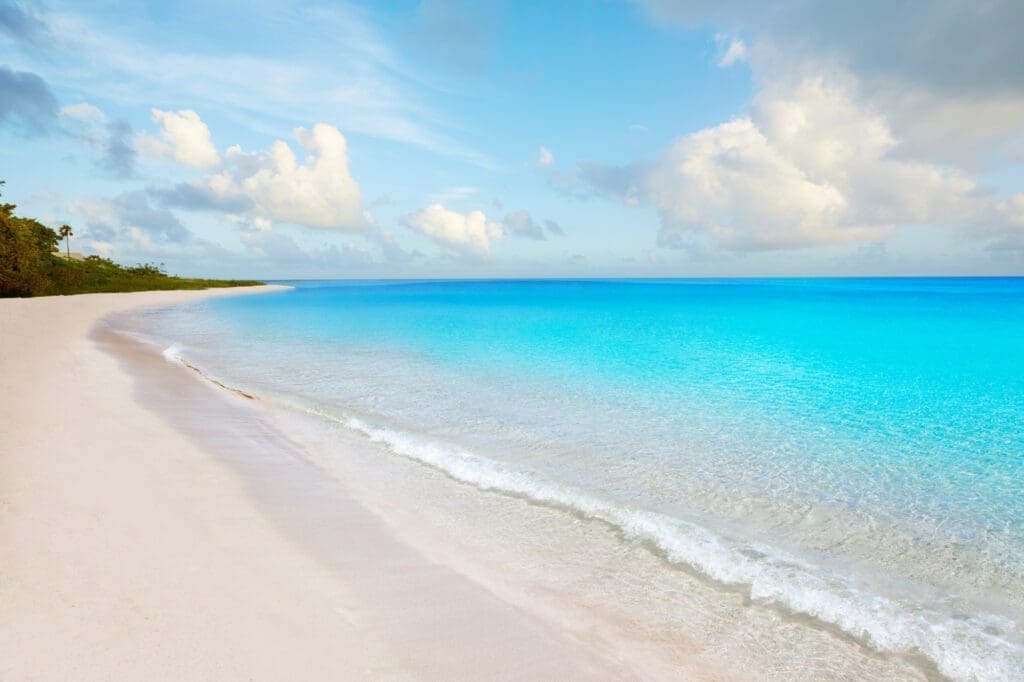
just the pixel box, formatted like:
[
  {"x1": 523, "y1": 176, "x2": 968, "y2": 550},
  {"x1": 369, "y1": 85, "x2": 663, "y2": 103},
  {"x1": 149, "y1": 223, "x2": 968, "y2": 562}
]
[
  {"x1": 106, "y1": 288, "x2": 944, "y2": 679},
  {"x1": 0, "y1": 287, "x2": 634, "y2": 679}
]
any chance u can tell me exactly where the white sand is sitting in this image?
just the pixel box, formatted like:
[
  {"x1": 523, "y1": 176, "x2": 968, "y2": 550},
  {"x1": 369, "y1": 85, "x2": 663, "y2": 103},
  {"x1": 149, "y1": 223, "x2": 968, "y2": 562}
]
[{"x1": 0, "y1": 288, "x2": 633, "y2": 680}]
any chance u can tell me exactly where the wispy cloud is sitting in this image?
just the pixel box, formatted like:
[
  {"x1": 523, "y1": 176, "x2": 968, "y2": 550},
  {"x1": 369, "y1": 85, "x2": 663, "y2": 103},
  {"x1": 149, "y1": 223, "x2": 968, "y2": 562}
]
[
  {"x1": 430, "y1": 186, "x2": 479, "y2": 203},
  {"x1": 12, "y1": 2, "x2": 483, "y2": 159}
]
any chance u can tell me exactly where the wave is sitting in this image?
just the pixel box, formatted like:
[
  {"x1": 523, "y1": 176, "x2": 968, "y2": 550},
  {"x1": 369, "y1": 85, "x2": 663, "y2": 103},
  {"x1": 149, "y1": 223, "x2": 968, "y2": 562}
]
[
  {"x1": 163, "y1": 343, "x2": 1023, "y2": 681},
  {"x1": 307, "y1": 408, "x2": 1023, "y2": 681},
  {"x1": 160, "y1": 343, "x2": 257, "y2": 400}
]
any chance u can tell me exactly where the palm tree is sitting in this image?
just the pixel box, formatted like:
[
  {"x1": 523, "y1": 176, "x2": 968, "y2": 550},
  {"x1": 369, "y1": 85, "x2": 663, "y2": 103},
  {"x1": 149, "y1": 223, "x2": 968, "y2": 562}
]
[{"x1": 59, "y1": 225, "x2": 73, "y2": 258}]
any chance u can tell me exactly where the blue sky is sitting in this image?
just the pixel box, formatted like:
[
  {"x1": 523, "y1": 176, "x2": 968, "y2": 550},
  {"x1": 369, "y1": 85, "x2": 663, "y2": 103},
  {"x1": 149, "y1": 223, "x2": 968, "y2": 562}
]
[{"x1": 2, "y1": 0, "x2": 1023, "y2": 278}]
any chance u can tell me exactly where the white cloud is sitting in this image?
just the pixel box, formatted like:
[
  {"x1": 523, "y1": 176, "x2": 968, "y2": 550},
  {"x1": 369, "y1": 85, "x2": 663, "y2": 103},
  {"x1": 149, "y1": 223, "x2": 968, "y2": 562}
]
[
  {"x1": 26, "y1": 5, "x2": 483, "y2": 161},
  {"x1": 431, "y1": 186, "x2": 478, "y2": 202},
  {"x1": 715, "y1": 35, "x2": 747, "y2": 67},
  {"x1": 584, "y1": 76, "x2": 987, "y2": 252},
  {"x1": 639, "y1": 0, "x2": 1024, "y2": 167},
  {"x1": 537, "y1": 146, "x2": 554, "y2": 166},
  {"x1": 199, "y1": 123, "x2": 366, "y2": 231},
  {"x1": 403, "y1": 204, "x2": 503, "y2": 258},
  {"x1": 135, "y1": 109, "x2": 221, "y2": 169},
  {"x1": 59, "y1": 102, "x2": 106, "y2": 122}
]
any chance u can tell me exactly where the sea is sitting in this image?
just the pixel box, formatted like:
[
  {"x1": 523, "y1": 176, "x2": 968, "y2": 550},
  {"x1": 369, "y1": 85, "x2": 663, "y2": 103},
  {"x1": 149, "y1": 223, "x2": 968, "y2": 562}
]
[{"x1": 118, "y1": 278, "x2": 1024, "y2": 680}]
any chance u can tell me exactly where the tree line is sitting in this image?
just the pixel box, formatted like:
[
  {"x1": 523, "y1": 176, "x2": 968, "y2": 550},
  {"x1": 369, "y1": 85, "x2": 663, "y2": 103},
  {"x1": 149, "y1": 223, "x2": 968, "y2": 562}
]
[{"x1": 0, "y1": 182, "x2": 262, "y2": 297}]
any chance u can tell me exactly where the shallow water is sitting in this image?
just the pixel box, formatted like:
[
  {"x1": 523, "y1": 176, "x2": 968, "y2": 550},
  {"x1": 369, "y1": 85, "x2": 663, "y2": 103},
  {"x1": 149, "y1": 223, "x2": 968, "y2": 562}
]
[{"x1": 122, "y1": 278, "x2": 1024, "y2": 680}]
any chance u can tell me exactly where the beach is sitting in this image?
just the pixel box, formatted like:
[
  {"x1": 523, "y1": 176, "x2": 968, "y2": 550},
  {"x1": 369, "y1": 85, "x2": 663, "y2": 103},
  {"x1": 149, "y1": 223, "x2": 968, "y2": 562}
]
[
  {"x1": 0, "y1": 287, "x2": 635, "y2": 680},
  {"x1": 3, "y1": 281, "x2": 1020, "y2": 680}
]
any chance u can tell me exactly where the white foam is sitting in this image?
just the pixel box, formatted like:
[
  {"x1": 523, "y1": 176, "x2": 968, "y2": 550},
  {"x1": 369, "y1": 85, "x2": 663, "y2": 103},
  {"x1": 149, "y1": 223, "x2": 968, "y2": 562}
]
[
  {"x1": 306, "y1": 407, "x2": 1023, "y2": 681},
  {"x1": 142, "y1": 346, "x2": 1022, "y2": 681},
  {"x1": 161, "y1": 344, "x2": 183, "y2": 363}
]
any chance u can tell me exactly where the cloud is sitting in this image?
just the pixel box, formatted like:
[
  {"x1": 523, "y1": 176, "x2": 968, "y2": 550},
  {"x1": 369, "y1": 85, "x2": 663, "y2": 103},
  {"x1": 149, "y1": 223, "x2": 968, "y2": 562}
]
[
  {"x1": 102, "y1": 120, "x2": 138, "y2": 179},
  {"x1": 403, "y1": 203, "x2": 502, "y2": 258},
  {"x1": 503, "y1": 210, "x2": 545, "y2": 240},
  {"x1": 537, "y1": 146, "x2": 554, "y2": 166},
  {"x1": 715, "y1": 34, "x2": 747, "y2": 67},
  {"x1": 153, "y1": 182, "x2": 252, "y2": 213},
  {"x1": 113, "y1": 190, "x2": 190, "y2": 243},
  {"x1": 637, "y1": 0, "x2": 1024, "y2": 166},
  {"x1": 55, "y1": 103, "x2": 138, "y2": 179},
  {"x1": 431, "y1": 186, "x2": 478, "y2": 202},
  {"x1": 0, "y1": 66, "x2": 57, "y2": 135},
  {"x1": 59, "y1": 102, "x2": 106, "y2": 123},
  {"x1": 239, "y1": 227, "x2": 371, "y2": 270},
  {"x1": 640, "y1": 1, "x2": 1024, "y2": 93},
  {"x1": 176, "y1": 123, "x2": 367, "y2": 231},
  {"x1": 544, "y1": 219, "x2": 564, "y2": 236},
  {"x1": 0, "y1": 2, "x2": 48, "y2": 45},
  {"x1": 583, "y1": 76, "x2": 989, "y2": 252},
  {"x1": 135, "y1": 109, "x2": 220, "y2": 169},
  {"x1": 72, "y1": 191, "x2": 191, "y2": 251},
  {"x1": 70, "y1": 189, "x2": 409, "y2": 278},
  {"x1": 502, "y1": 210, "x2": 564, "y2": 240},
  {"x1": 20, "y1": 4, "x2": 479, "y2": 160}
]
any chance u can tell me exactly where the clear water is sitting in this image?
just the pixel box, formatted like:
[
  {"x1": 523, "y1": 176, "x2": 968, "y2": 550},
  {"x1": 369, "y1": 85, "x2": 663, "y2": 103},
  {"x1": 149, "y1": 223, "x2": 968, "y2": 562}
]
[{"x1": 125, "y1": 278, "x2": 1024, "y2": 679}]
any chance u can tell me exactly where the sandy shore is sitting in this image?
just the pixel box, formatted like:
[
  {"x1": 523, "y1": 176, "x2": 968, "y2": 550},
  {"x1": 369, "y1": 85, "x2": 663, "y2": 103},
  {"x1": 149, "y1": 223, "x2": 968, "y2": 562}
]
[{"x1": 0, "y1": 288, "x2": 633, "y2": 680}]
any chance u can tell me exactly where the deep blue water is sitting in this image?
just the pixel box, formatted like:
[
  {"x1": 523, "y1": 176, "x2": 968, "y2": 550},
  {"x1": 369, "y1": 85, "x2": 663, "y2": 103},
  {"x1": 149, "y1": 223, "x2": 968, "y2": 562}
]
[{"x1": 128, "y1": 278, "x2": 1024, "y2": 678}]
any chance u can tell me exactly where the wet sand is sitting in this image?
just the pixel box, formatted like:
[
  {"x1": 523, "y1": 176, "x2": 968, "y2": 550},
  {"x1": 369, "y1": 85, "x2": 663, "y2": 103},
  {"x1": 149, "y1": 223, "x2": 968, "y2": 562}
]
[{"x1": 0, "y1": 288, "x2": 634, "y2": 680}]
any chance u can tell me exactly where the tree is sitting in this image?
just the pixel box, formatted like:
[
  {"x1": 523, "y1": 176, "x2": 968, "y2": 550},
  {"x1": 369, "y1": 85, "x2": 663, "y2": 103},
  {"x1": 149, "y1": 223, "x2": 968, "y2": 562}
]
[
  {"x1": 0, "y1": 204, "x2": 59, "y2": 296},
  {"x1": 59, "y1": 224, "x2": 73, "y2": 258}
]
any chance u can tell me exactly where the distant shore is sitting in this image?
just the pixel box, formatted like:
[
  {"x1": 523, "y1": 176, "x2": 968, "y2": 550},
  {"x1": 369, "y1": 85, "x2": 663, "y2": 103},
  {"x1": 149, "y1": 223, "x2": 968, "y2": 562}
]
[{"x1": 0, "y1": 286, "x2": 633, "y2": 679}]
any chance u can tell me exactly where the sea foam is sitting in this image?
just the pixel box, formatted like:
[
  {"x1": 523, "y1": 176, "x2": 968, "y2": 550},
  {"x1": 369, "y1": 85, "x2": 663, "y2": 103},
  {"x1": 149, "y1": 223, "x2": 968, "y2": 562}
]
[
  {"x1": 294, "y1": 405, "x2": 1023, "y2": 681},
  {"x1": 161, "y1": 344, "x2": 183, "y2": 363},
  {"x1": 143, "y1": 334, "x2": 1024, "y2": 680}
]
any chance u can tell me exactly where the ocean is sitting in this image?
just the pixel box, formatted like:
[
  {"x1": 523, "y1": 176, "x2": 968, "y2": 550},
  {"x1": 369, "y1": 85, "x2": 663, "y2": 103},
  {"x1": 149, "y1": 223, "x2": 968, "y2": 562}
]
[{"x1": 120, "y1": 278, "x2": 1024, "y2": 679}]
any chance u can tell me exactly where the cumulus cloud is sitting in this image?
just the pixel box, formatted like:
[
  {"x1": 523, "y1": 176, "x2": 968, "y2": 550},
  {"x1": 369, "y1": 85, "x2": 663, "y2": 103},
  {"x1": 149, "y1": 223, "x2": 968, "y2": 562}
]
[
  {"x1": 403, "y1": 203, "x2": 502, "y2": 258},
  {"x1": 638, "y1": 0, "x2": 1024, "y2": 167},
  {"x1": 0, "y1": 66, "x2": 57, "y2": 135},
  {"x1": 167, "y1": 122, "x2": 366, "y2": 231},
  {"x1": 135, "y1": 109, "x2": 221, "y2": 168},
  {"x1": 583, "y1": 76, "x2": 987, "y2": 252},
  {"x1": 537, "y1": 146, "x2": 554, "y2": 166},
  {"x1": 567, "y1": 1, "x2": 1024, "y2": 258}
]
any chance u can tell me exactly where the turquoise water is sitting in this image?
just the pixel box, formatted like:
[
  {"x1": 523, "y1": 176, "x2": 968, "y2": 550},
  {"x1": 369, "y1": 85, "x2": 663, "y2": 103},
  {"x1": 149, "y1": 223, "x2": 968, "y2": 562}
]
[{"x1": 127, "y1": 278, "x2": 1024, "y2": 679}]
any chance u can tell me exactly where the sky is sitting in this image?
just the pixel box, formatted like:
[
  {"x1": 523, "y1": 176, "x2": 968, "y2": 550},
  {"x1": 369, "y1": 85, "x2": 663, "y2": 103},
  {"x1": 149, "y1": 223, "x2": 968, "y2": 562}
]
[{"x1": 1, "y1": 0, "x2": 1023, "y2": 278}]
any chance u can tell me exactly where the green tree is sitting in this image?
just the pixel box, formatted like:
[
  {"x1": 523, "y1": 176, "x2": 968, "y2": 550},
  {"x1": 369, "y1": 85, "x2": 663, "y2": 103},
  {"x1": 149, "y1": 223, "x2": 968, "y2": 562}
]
[
  {"x1": 59, "y1": 224, "x2": 73, "y2": 258},
  {"x1": 0, "y1": 203, "x2": 60, "y2": 296}
]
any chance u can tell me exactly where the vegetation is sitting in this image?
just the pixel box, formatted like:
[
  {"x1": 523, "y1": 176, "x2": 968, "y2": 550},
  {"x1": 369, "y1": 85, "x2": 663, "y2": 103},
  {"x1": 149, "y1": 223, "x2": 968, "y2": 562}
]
[{"x1": 1, "y1": 190, "x2": 262, "y2": 297}]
